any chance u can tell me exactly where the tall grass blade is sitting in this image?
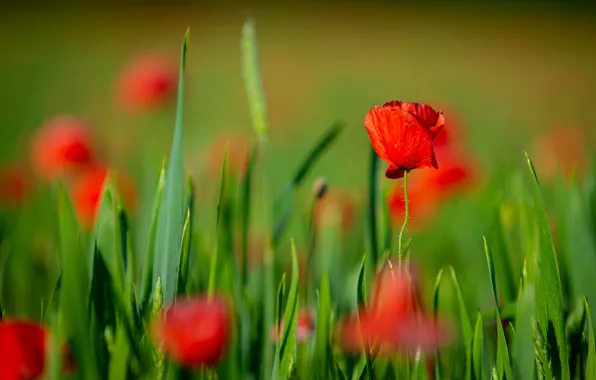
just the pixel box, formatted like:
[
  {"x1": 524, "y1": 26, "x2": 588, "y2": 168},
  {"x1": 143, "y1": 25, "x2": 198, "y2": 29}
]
[
  {"x1": 525, "y1": 152, "x2": 570, "y2": 379},
  {"x1": 152, "y1": 30, "x2": 189, "y2": 303}
]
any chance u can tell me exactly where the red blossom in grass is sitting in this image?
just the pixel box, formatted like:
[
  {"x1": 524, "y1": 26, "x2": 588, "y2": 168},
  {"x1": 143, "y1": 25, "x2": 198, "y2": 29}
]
[
  {"x1": 364, "y1": 101, "x2": 445, "y2": 179},
  {"x1": 530, "y1": 127, "x2": 587, "y2": 181},
  {"x1": 0, "y1": 320, "x2": 74, "y2": 380},
  {"x1": 388, "y1": 150, "x2": 476, "y2": 229},
  {"x1": 70, "y1": 166, "x2": 136, "y2": 229},
  {"x1": 0, "y1": 165, "x2": 28, "y2": 207},
  {"x1": 31, "y1": 115, "x2": 95, "y2": 180},
  {"x1": 339, "y1": 263, "x2": 450, "y2": 355},
  {"x1": 116, "y1": 54, "x2": 177, "y2": 112},
  {"x1": 270, "y1": 310, "x2": 315, "y2": 343},
  {"x1": 151, "y1": 295, "x2": 231, "y2": 368}
]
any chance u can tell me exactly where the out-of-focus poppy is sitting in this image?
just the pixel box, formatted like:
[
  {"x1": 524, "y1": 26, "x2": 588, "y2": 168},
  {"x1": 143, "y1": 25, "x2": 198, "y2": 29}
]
[
  {"x1": 433, "y1": 105, "x2": 465, "y2": 149},
  {"x1": 151, "y1": 295, "x2": 231, "y2": 368},
  {"x1": 204, "y1": 133, "x2": 251, "y2": 178},
  {"x1": 31, "y1": 115, "x2": 95, "y2": 180},
  {"x1": 270, "y1": 310, "x2": 315, "y2": 343},
  {"x1": 388, "y1": 150, "x2": 476, "y2": 229},
  {"x1": 364, "y1": 101, "x2": 445, "y2": 179},
  {"x1": 530, "y1": 127, "x2": 587, "y2": 182},
  {"x1": 116, "y1": 54, "x2": 177, "y2": 112},
  {"x1": 0, "y1": 165, "x2": 28, "y2": 207},
  {"x1": 0, "y1": 319, "x2": 74, "y2": 380},
  {"x1": 314, "y1": 191, "x2": 355, "y2": 233},
  {"x1": 70, "y1": 166, "x2": 136, "y2": 229},
  {"x1": 338, "y1": 263, "x2": 450, "y2": 355}
]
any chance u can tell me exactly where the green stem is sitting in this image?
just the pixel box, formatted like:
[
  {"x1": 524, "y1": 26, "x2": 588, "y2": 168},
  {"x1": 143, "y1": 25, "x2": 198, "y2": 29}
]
[{"x1": 397, "y1": 170, "x2": 409, "y2": 263}]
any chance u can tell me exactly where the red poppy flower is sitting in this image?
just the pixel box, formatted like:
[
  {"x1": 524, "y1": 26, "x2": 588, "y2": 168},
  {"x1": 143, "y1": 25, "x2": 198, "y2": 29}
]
[
  {"x1": 364, "y1": 101, "x2": 445, "y2": 179},
  {"x1": 116, "y1": 54, "x2": 177, "y2": 112},
  {"x1": 71, "y1": 166, "x2": 136, "y2": 229},
  {"x1": 31, "y1": 115, "x2": 95, "y2": 180},
  {"x1": 339, "y1": 264, "x2": 450, "y2": 354},
  {"x1": 530, "y1": 127, "x2": 587, "y2": 181},
  {"x1": 388, "y1": 150, "x2": 475, "y2": 229},
  {"x1": 151, "y1": 295, "x2": 231, "y2": 368},
  {"x1": 270, "y1": 310, "x2": 315, "y2": 343},
  {"x1": 0, "y1": 165, "x2": 28, "y2": 207},
  {"x1": 0, "y1": 319, "x2": 74, "y2": 380}
]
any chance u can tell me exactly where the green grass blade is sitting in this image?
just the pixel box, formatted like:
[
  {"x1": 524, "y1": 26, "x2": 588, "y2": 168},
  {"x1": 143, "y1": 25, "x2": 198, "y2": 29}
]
[
  {"x1": 448, "y1": 266, "x2": 474, "y2": 380},
  {"x1": 312, "y1": 272, "x2": 331, "y2": 379},
  {"x1": 584, "y1": 298, "x2": 596, "y2": 378},
  {"x1": 57, "y1": 187, "x2": 100, "y2": 379},
  {"x1": 335, "y1": 360, "x2": 347, "y2": 380},
  {"x1": 207, "y1": 147, "x2": 228, "y2": 297},
  {"x1": 432, "y1": 268, "x2": 445, "y2": 380},
  {"x1": 240, "y1": 143, "x2": 257, "y2": 286},
  {"x1": 525, "y1": 152, "x2": 569, "y2": 380},
  {"x1": 290, "y1": 121, "x2": 344, "y2": 187},
  {"x1": 565, "y1": 180, "x2": 596, "y2": 320},
  {"x1": 513, "y1": 280, "x2": 535, "y2": 380},
  {"x1": 357, "y1": 255, "x2": 367, "y2": 308},
  {"x1": 141, "y1": 162, "x2": 166, "y2": 314},
  {"x1": 152, "y1": 29, "x2": 189, "y2": 303},
  {"x1": 272, "y1": 274, "x2": 287, "y2": 378},
  {"x1": 176, "y1": 209, "x2": 192, "y2": 296},
  {"x1": 367, "y1": 146, "x2": 380, "y2": 268},
  {"x1": 273, "y1": 240, "x2": 300, "y2": 380},
  {"x1": 175, "y1": 175, "x2": 193, "y2": 297},
  {"x1": 483, "y1": 237, "x2": 512, "y2": 380},
  {"x1": 108, "y1": 321, "x2": 130, "y2": 380},
  {"x1": 412, "y1": 350, "x2": 429, "y2": 380},
  {"x1": 95, "y1": 178, "x2": 126, "y2": 298},
  {"x1": 356, "y1": 255, "x2": 373, "y2": 379},
  {"x1": 47, "y1": 312, "x2": 63, "y2": 380},
  {"x1": 472, "y1": 312, "x2": 484, "y2": 380}
]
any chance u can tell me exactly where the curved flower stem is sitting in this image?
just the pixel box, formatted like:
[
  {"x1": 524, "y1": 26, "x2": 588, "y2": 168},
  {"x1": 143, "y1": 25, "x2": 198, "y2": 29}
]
[{"x1": 397, "y1": 170, "x2": 409, "y2": 264}]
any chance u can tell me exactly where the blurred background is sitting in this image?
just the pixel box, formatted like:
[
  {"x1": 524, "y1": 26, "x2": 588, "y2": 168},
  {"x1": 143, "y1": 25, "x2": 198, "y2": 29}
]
[
  {"x1": 2, "y1": 2, "x2": 596, "y2": 188},
  {"x1": 1, "y1": 1, "x2": 595, "y2": 317}
]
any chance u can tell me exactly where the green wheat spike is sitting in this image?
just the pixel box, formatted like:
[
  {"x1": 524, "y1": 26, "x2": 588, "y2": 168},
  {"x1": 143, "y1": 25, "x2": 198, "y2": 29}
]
[
  {"x1": 241, "y1": 19, "x2": 268, "y2": 139},
  {"x1": 152, "y1": 277, "x2": 164, "y2": 317},
  {"x1": 533, "y1": 320, "x2": 551, "y2": 380},
  {"x1": 152, "y1": 277, "x2": 165, "y2": 379}
]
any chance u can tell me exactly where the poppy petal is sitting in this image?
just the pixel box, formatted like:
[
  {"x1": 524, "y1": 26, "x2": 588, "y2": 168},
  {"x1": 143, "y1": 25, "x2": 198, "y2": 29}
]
[{"x1": 385, "y1": 164, "x2": 404, "y2": 179}]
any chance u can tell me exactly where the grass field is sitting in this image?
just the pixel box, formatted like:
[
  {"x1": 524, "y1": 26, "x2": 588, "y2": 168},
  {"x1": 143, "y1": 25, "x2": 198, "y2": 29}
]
[{"x1": 1, "y1": 4, "x2": 596, "y2": 379}]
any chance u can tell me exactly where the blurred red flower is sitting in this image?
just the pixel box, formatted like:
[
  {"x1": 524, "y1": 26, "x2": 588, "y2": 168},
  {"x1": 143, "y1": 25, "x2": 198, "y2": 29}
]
[
  {"x1": 0, "y1": 319, "x2": 74, "y2": 380},
  {"x1": 530, "y1": 127, "x2": 587, "y2": 181},
  {"x1": 31, "y1": 115, "x2": 95, "y2": 180},
  {"x1": 116, "y1": 54, "x2": 177, "y2": 112},
  {"x1": 433, "y1": 105, "x2": 464, "y2": 149},
  {"x1": 0, "y1": 165, "x2": 28, "y2": 207},
  {"x1": 70, "y1": 166, "x2": 136, "y2": 229},
  {"x1": 204, "y1": 133, "x2": 251, "y2": 177},
  {"x1": 339, "y1": 263, "x2": 450, "y2": 355},
  {"x1": 388, "y1": 150, "x2": 475, "y2": 228},
  {"x1": 270, "y1": 310, "x2": 315, "y2": 343},
  {"x1": 364, "y1": 101, "x2": 445, "y2": 179},
  {"x1": 151, "y1": 295, "x2": 231, "y2": 368}
]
